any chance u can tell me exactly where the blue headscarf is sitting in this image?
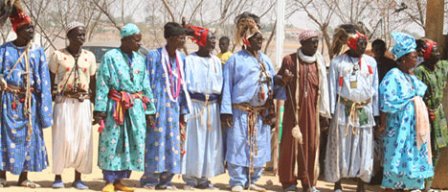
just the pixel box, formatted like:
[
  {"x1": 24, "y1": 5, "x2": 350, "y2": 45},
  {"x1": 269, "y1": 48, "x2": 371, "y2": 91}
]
[
  {"x1": 120, "y1": 23, "x2": 140, "y2": 38},
  {"x1": 391, "y1": 32, "x2": 416, "y2": 60}
]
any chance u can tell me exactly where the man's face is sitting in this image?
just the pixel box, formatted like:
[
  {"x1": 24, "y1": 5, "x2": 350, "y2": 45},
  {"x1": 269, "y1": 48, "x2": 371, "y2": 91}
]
[
  {"x1": 204, "y1": 34, "x2": 216, "y2": 53},
  {"x1": 67, "y1": 27, "x2": 86, "y2": 46},
  {"x1": 124, "y1": 33, "x2": 142, "y2": 52},
  {"x1": 429, "y1": 45, "x2": 441, "y2": 63},
  {"x1": 248, "y1": 32, "x2": 263, "y2": 51},
  {"x1": 300, "y1": 37, "x2": 319, "y2": 56},
  {"x1": 219, "y1": 39, "x2": 229, "y2": 53},
  {"x1": 372, "y1": 44, "x2": 386, "y2": 58},
  {"x1": 16, "y1": 24, "x2": 35, "y2": 42},
  {"x1": 354, "y1": 38, "x2": 367, "y2": 55},
  {"x1": 168, "y1": 34, "x2": 186, "y2": 49}
]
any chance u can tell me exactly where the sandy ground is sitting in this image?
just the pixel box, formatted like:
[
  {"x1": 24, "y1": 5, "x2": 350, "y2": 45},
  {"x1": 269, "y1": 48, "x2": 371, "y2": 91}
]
[{"x1": 0, "y1": 126, "x2": 385, "y2": 192}]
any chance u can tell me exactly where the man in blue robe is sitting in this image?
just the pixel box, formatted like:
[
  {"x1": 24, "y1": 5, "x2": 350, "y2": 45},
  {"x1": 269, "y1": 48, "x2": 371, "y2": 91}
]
[
  {"x1": 221, "y1": 12, "x2": 285, "y2": 192},
  {"x1": 140, "y1": 22, "x2": 190, "y2": 190},
  {"x1": 0, "y1": 9, "x2": 52, "y2": 188}
]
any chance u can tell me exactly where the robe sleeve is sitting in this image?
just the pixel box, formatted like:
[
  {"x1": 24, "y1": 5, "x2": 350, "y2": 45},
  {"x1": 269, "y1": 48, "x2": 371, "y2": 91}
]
[
  {"x1": 143, "y1": 61, "x2": 156, "y2": 115},
  {"x1": 48, "y1": 51, "x2": 58, "y2": 74},
  {"x1": 379, "y1": 70, "x2": 414, "y2": 114},
  {"x1": 413, "y1": 67, "x2": 431, "y2": 104},
  {"x1": 276, "y1": 55, "x2": 295, "y2": 101},
  {"x1": 371, "y1": 59, "x2": 380, "y2": 116},
  {"x1": 180, "y1": 55, "x2": 190, "y2": 115},
  {"x1": 220, "y1": 54, "x2": 235, "y2": 115},
  {"x1": 37, "y1": 48, "x2": 53, "y2": 128},
  {"x1": 317, "y1": 53, "x2": 331, "y2": 118},
  {"x1": 94, "y1": 53, "x2": 111, "y2": 112},
  {"x1": 89, "y1": 52, "x2": 97, "y2": 75},
  {"x1": 271, "y1": 56, "x2": 286, "y2": 100},
  {"x1": 328, "y1": 58, "x2": 339, "y2": 115}
]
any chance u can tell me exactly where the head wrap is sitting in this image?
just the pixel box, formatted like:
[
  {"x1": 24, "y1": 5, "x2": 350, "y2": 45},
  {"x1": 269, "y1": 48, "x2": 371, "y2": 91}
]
[
  {"x1": 164, "y1": 22, "x2": 186, "y2": 39},
  {"x1": 346, "y1": 32, "x2": 367, "y2": 50},
  {"x1": 422, "y1": 39, "x2": 438, "y2": 61},
  {"x1": 185, "y1": 25, "x2": 209, "y2": 47},
  {"x1": 234, "y1": 12, "x2": 261, "y2": 48},
  {"x1": 120, "y1": 23, "x2": 140, "y2": 39},
  {"x1": 9, "y1": 9, "x2": 31, "y2": 32},
  {"x1": 65, "y1": 21, "x2": 85, "y2": 35},
  {"x1": 391, "y1": 32, "x2": 416, "y2": 60},
  {"x1": 298, "y1": 29, "x2": 319, "y2": 42}
]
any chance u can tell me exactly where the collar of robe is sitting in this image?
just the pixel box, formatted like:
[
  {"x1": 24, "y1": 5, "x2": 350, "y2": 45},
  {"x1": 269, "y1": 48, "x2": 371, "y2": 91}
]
[{"x1": 298, "y1": 49, "x2": 317, "y2": 63}]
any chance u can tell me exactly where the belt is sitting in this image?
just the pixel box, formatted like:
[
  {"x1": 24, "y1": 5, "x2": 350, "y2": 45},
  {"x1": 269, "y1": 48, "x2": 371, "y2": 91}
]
[
  {"x1": 61, "y1": 91, "x2": 90, "y2": 100},
  {"x1": 340, "y1": 97, "x2": 371, "y2": 135},
  {"x1": 232, "y1": 103, "x2": 266, "y2": 135},
  {"x1": 108, "y1": 89, "x2": 150, "y2": 125},
  {"x1": 189, "y1": 92, "x2": 219, "y2": 102},
  {"x1": 4, "y1": 84, "x2": 35, "y2": 94}
]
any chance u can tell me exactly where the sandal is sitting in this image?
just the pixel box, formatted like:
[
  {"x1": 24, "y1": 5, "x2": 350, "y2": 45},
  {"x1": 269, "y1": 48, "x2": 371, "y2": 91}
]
[
  {"x1": 0, "y1": 178, "x2": 7, "y2": 187},
  {"x1": 19, "y1": 179, "x2": 41, "y2": 188}
]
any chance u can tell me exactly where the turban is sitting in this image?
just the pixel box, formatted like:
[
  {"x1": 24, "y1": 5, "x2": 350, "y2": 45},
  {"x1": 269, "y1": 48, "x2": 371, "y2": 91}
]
[
  {"x1": 120, "y1": 23, "x2": 140, "y2": 39},
  {"x1": 65, "y1": 21, "x2": 85, "y2": 35},
  {"x1": 422, "y1": 39, "x2": 438, "y2": 61},
  {"x1": 298, "y1": 29, "x2": 319, "y2": 42},
  {"x1": 164, "y1": 22, "x2": 186, "y2": 39},
  {"x1": 346, "y1": 32, "x2": 367, "y2": 50},
  {"x1": 185, "y1": 25, "x2": 209, "y2": 47},
  {"x1": 391, "y1": 32, "x2": 416, "y2": 60},
  {"x1": 9, "y1": 9, "x2": 31, "y2": 32},
  {"x1": 235, "y1": 13, "x2": 261, "y2": 47}
]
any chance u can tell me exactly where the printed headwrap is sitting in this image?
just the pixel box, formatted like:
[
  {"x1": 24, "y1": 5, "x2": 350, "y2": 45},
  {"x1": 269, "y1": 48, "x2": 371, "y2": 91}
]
[
  {"x1": 9, "y1": 9, "x2": 31, "y2": 32},
  {"x1": 391, "y1": 32, "x2": 416, "y2": 60},
  {"x1": 298, "y1": 29, "x2": 319, "y2": 42},
  {"x1": 423, "y1": 39, "x2": 438, "y2": 61},
  {"x1": 186, "y1": 25, "x2": 209, "y2": 47},
  {"x1": 65, "y1": 21, "x2": 85, "y2": 35},
  {"x1": 120, "y1": 23, "x2": 140, "y2": 38},
  {"x1": 346, "y1": 31, "x2": 367, "y2": 50},
  {"x1": 235, "y1": 15, "x2": 261, "y2": 48}
]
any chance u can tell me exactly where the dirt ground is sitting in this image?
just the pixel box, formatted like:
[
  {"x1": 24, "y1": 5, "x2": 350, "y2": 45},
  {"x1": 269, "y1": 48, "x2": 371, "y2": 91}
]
[{"x1": 0, "y1": 127, "x2": 386, "y2": 192}]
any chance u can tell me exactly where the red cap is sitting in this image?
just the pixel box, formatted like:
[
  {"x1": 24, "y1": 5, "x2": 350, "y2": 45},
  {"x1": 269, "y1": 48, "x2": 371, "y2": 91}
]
[
  {"x1": 347, "y1": 32, "x2": 367, "y2": 50},
  {"x1": 423, "y1": 39, "x2": 437, "y2": 61},
  {"x1": 9, "y1": 10, "x2": 31, "y2": 32},
  {"x1": 186, "y1": 25, "x2": 209, "y2": 47}
]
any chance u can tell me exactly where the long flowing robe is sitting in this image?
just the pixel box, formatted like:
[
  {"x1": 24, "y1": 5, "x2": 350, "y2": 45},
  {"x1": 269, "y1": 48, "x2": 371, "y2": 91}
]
[
  {"x1": 0, "y1": 42, "x2": 53, "y2": 174},
  {"x1": 181, "y1": 53, "x2": 224, "y2": 178},
  {"x1": 220, "y1": 50, "x2": 283, "y2": 168},
  {"x1": 49, "y1": 49, "x2": 96, "y2": 174},
  {"x1": 324, "y1": 54, "x2": 378, "y2": 183},
  {"x1": 277, "y1": 51, "x2": 330, "y2": 187},
  {"x1": 379, "y1": 68, "x2": 434, "y2": 189},
  {"x1": 414, "y1": 60, "x2": 448, "y2": 156},
  {"x1": 95, "y1": 48, "x2": 156, "y2": 172},
  {"x1": 142, "y1": 48, "x2": 189, "y2": 176}
]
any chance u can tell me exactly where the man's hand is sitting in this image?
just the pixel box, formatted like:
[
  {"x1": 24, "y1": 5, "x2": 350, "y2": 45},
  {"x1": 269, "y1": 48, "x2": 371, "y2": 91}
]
[
  {"x1": 282, "y1": 69, "x2": 294, "y2": 85},
  {"x1": 319, "y1": 116, "x2": 330, "y2": 131},
  {"x1": 146, "y1": 115, "x2": 156, "y2": 128},
  {"x1": 179, "y1": 115, "x2": 186, "y2": 128},
  {"x1": 0, "y1": 76, "x2": 7, "y2": 91},
  {"x1": 375, "y1": 122, "x2": 386, "y2": 139},
  {"x1": 221, "y1": 114, "x2": 233, "y2": 129},
  {"x1": 428, "y1": 110, "x2": 436, "y2": 122},
  {"x1": 93, "y1": 111, "x2": 106, "y2": 125}
]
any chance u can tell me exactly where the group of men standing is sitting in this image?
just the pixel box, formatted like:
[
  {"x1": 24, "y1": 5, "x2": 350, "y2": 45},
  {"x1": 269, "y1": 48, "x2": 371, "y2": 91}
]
[{"x1": 0, "y1": 6, "x2": 447, "y2": 192}]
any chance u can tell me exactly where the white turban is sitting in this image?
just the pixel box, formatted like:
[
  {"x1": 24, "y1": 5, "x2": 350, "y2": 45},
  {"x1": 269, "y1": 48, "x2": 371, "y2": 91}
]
[{"x1": 65, "y1": 21, "x2": 85, "y2": 35}]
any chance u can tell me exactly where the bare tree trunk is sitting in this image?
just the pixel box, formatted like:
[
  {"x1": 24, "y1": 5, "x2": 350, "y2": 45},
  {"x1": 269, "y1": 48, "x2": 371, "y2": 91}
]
[
  {"x1": 264, "y1": 21, "x2": 276, "y2": 54},
  {"x1": 161, "y1": 0, "x2": 176, "y2": 22}
]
